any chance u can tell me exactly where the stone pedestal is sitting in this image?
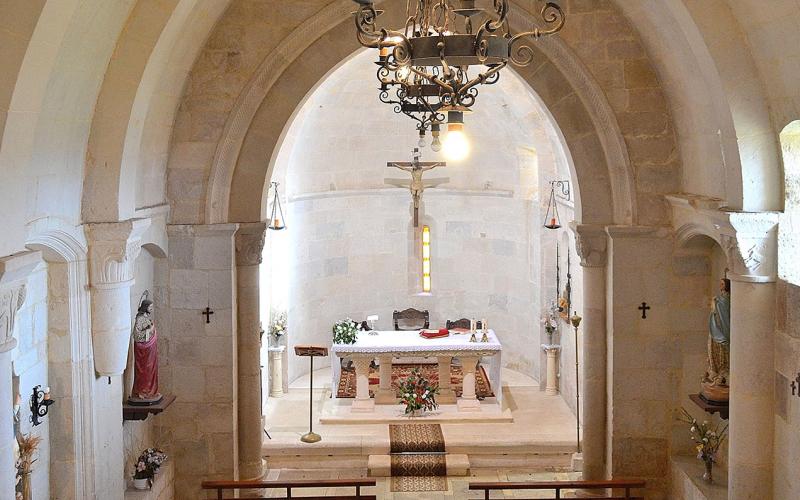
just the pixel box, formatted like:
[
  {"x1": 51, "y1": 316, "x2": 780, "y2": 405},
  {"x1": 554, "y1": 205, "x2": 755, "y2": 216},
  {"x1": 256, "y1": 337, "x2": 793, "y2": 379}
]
[
  {"x1": 352, "y1": 357, "x2": 375, "y2": 413},
  {"x1": 235, "y1": 223, "x2": 266, "y2": 480},
  {"x1": 375, "y1": 355, "x2": 395, "y2": 404},
  {"x1": 437, "y1": 356, "x2": 457, "y2": 404},
  {"x1": 457, "y1": 356, "x2": 481, "y2": 412},
  {"x1": 541, "y1": 345, "x2": 561, "y2": 395},
  {"x1": 268, "y1": 346, "x2": 285, "y2": 398}
]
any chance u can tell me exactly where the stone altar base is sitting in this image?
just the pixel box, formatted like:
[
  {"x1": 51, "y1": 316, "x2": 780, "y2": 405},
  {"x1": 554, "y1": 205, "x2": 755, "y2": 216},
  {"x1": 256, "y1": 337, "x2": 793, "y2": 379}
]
[{"x1": 319, "y1": 397, "x2": 512, "y2": 424}]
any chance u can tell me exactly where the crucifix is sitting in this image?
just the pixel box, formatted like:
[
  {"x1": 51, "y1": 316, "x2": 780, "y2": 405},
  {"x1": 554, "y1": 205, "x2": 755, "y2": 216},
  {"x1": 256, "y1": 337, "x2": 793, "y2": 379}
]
[
  {"x1": 386, "y1": 148, "x2": 448, "y2": 227},
  {"x1": 638, "y1": 302, "x2": 650, "y2": 319},
  {"x1": 202, "y1": 306, "x2": 214, "y2": 324}
]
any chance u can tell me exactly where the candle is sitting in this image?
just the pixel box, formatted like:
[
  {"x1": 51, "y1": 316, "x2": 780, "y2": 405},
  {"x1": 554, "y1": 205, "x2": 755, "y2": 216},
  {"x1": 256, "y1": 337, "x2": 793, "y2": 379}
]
[
  {"x1": 482, "y1": 318, "x2": 488, "y2": 332},
  {"x1": 470, "y1": 318, "x2": 475, "y2": 333},
  {"x1": 550, "y1": 218, "x2": 556, "y2": 226}
]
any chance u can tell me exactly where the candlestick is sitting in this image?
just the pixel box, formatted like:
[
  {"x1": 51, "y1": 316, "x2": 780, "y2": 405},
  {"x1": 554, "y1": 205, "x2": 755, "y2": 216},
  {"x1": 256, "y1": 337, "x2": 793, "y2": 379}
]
[{"x1": 481, "y1": 318, "x2": 487, "y2": 333}]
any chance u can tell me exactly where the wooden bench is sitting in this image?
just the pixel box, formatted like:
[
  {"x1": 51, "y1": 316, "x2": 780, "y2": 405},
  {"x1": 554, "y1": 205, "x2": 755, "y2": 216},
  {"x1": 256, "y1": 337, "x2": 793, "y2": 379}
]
[
  {"x1": 468, "y1": 479, "x2": 646, "y2": 499},
  {"x1": 200, "y1": 478, "x2": 377, "y2": 500}
]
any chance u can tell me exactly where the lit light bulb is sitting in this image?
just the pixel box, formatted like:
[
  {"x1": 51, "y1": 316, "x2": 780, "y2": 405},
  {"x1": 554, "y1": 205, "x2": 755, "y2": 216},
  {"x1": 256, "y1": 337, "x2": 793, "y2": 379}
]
[
  {"x1": 418, "y1": 129, "x2": 426, "y2": 148},
  {"x1": 442, "y1": 129, "x2": 469, "y2": 161},
  {"x1": 431, "y1": 136, "x2": 442, "y2": 152}
]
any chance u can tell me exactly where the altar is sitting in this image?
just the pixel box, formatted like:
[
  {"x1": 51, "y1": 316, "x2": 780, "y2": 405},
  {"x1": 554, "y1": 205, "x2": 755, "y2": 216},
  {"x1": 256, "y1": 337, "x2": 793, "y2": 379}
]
[{"x1": 331, "y1": 330, "x2": 502, "y2": 413}]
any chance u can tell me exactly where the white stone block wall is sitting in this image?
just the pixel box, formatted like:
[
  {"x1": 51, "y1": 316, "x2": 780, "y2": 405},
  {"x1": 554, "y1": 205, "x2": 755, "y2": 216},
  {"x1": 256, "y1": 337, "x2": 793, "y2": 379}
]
[
  {"x1": 11, "y1": 263, "x2": 50, "y2": 499},
  {"x1": 774, "y1": 279, "x2": 800, "y2": 498},
  {"x1": 161, "y1": 224, "x2": 238, "y2": 500}
]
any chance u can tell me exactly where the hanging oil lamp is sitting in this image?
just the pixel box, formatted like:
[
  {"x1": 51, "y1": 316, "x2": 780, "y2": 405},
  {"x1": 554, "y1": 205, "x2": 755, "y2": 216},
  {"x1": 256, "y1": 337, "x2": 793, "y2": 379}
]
[
  {"x1": 267, "y1": 181, "x2": 286, "y2": 231},
  {"x1": 543, "y1": 182, "x2": 562, "y2": 229}
]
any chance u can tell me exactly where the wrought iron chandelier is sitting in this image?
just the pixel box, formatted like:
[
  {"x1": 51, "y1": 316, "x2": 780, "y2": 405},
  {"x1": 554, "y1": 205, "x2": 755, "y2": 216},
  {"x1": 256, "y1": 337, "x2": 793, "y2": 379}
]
[{"x1": 354, "y1": 0, "x2": 566, "y2": 136}]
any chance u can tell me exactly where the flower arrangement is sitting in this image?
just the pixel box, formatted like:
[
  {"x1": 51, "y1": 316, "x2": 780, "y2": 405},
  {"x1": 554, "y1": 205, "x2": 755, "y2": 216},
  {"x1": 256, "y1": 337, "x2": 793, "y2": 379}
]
[
  {"x1": 332, "y1": 318, "x2": 359, "y2": 344},
  {"x1": 16, "y1": 433, "x2": 42, "y2": 499},
  {"x1": 398, "y1": 368, "x2": 439, "y2": 416},
  {"x1": 678, "y1": 407, "x2": 728, "y2": 482},
  {"x1": 269, "y1": 310, "x2": 287, "y2": 339},
  {"x1": 133, "y1": 448, "x2": 168, "y2": 480},
  {"x1": 541, "y1": 304, "x2": 558, "y2": 343}
]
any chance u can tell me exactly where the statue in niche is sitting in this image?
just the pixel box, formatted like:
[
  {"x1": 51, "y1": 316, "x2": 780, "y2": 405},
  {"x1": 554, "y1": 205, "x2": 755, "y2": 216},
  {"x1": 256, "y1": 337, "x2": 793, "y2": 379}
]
[
  {"x1": 701, "y1": 276, "x2": 730, "y2": 403},
  {"x1": 128, "y1": 291, "x2": 162, "y2": 405}
]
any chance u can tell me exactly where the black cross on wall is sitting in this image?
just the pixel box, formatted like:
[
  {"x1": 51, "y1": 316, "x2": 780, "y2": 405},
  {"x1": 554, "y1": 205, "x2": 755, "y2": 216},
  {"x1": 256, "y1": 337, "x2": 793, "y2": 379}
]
[{"x1": 638, "y1": 302, "x2": 651, "y2": 319}]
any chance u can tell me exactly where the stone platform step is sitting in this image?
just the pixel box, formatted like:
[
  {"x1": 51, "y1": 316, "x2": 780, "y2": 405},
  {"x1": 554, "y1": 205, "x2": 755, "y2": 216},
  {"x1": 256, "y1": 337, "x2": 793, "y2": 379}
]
[{"x1": 367, "y1": 454, "x2": 470, "y2": 477}]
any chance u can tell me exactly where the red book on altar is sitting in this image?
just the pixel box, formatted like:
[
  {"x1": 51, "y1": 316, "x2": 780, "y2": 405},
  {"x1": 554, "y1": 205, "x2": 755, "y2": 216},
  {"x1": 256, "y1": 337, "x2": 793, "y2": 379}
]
[{"x1": 420, "y1": 329, "x2": 449, "y2": 339}]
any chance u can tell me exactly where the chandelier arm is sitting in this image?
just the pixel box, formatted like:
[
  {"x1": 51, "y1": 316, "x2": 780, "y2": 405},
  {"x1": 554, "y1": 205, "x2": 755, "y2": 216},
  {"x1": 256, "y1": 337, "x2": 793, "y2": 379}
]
[
  {"x1": 458, "y1": 62, "x2": 506, "y2": 95},
  {"x1": 507, "y1": 1, "x2": 565, "y2": 65},
  {"x1": 408, "y1": 65, "x2": 454, "y2": 95}
]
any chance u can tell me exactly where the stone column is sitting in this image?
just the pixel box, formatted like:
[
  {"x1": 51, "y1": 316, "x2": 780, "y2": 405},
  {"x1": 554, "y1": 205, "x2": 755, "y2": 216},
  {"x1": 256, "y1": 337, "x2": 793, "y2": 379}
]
[
  {"x1": 268, "y1": 346, "x2": 285, "y2": 398},
  {"x1": 437, "y1": 356, "x2": 456, "y2": 404},
  {"x1": 723, "y1": 214, "x2": 779, "y2": 500},
  {"x1": 376, "y1": 355, "x2": 395, "y2": 404},
  {"x1": 572, "y1": 224, "x2": 608, "y2": 480},
  {"x1": 542, "y1": 345, "x2": 561, "y2": 395},
  {"x1": 457, "y1": 356, "x2": 481, "y2": 411},
  {"x1": 352, "y1": 356, "x2": 375, "y2": 412},
  {"x1": 235, "y1": 222, "x2": 266, "y2": 480},
  {"x1": 0, "y1": 251, "x2": 39, "y2": 496},
  {"x1": 85, "y1": 219, "x2": 150, "y2": 376}
]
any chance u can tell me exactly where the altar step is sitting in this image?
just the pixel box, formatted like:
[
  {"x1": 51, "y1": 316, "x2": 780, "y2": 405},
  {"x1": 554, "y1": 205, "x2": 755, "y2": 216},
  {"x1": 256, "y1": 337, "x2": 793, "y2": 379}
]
[
  {"x1": 367, "y1": 453, "x2": 469, "y2": 477},
  {"x1": 263, "y1": 439, "x2": 574, "y2": 471}
]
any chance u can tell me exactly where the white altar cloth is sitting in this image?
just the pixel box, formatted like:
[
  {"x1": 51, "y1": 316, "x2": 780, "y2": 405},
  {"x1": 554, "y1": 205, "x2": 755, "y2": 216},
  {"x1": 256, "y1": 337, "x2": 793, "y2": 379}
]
[{"x1": 331, "y1": 330, "x2": 503, "y2": 403}]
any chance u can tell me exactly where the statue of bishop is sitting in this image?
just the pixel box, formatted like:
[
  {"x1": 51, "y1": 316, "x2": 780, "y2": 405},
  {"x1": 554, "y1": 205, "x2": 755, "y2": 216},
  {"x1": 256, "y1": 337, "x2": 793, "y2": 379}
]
[
  {"x1": 701, "y1": 277, "x2": 730, "y2": 403},
  {"x1": 128, "y1": 292, "x2": 162, "y2": 404}
]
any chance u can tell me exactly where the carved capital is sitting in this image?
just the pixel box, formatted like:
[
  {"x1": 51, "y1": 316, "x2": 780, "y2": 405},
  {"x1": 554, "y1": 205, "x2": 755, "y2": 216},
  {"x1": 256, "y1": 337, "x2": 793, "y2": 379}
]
[
  {"x1": 722, "y1": 212, "x2": 780, "y2": 283},
  {"x1": 235, "y1": 222, "x2": 267, "y2": 266},
  {"x1": 85, "y1": 219, "x2": 151, "y2": 286},
  {"x1": 571, "y1": 223, "x2": 608, "y2": 268},
  {"x1": 0, "y1": 251, "x2": 41, "y2": 352}
]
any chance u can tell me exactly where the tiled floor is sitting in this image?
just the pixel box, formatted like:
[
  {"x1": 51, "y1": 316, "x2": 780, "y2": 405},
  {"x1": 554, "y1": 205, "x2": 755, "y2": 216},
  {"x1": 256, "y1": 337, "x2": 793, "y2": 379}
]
[{"x1": 263, "y1": 367, "x2": 578, "y2": 457}]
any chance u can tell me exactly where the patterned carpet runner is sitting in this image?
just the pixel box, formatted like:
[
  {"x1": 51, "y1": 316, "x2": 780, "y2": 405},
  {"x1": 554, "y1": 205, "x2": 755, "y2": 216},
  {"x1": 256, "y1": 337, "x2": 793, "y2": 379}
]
[
  {"x1": 388, "y1": 424, "x2": 448, "y2": 492},
  {"x1": 337, "y1": 362, "x2": 495, "y2": 399}
]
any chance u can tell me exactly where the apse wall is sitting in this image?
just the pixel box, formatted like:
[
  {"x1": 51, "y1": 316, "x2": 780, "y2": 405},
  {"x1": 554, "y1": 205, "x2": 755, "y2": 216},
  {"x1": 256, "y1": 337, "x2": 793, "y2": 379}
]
[{"x1": 277, "y1": 50, "x2": 569, "y2": 383}]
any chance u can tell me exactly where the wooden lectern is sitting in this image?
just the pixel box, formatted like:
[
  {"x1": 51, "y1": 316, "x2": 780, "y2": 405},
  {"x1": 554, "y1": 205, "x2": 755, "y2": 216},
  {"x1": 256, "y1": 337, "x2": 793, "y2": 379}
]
[{"x1": 294, "y1": 345, "x2": 328, "y2": 443}]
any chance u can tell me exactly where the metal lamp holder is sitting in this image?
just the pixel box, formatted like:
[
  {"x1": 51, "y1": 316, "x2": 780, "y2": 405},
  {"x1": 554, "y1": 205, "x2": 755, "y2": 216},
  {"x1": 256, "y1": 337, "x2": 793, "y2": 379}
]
[
  {"x1": 544, "y1": 180, "x2": 570, "y2": 229},
  {"x1": 268, "y1": 181, "x2": 286, "y2": 231},
  {"x1": 30, "y1": 385, "x2": 54, "y2": 426}
]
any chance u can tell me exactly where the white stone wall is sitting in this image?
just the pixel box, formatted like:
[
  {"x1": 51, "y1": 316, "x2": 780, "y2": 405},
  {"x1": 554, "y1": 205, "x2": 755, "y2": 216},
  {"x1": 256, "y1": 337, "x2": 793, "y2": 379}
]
[
  {"x1": 11, "y1": 262, "x2": 50, "y2": 499},
  {"x1": 273, "y1": 50, "x2": 571, "y2": 384},
  {"x1": 774, "y1": 279, "x2": 800, "y2": 499}
]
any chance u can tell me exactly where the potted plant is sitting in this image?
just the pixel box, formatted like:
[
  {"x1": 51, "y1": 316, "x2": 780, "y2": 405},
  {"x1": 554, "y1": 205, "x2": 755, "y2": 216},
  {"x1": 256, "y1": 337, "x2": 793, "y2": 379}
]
[
  {"x1": 332, "y1": 318, "x2": 359, "y2": 345},
  {"x1": 398, "y1": 368, "x2": 439, "y2": 417},
  {"x1": 132, "y1": 447, "x2": 168, "y2": 490},
  {"x1": 269, "y1": 310, "x2": 287, "y2": 346},
  {"x1": 678, "y1": 408, "x2": 728, "y2": 483}
]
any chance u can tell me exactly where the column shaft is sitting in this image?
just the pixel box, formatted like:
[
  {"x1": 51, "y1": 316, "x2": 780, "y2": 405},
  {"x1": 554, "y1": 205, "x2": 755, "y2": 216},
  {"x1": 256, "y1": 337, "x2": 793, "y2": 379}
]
[
  {"x1": 728, "y1": 280, "x2": 774, "y2": 499},
  {"x1": 581, "y1": 265, "x2": 607, "y2": 480},
  {"x1": 235, "y1": 223, "x2": 266, "y2": 480}
]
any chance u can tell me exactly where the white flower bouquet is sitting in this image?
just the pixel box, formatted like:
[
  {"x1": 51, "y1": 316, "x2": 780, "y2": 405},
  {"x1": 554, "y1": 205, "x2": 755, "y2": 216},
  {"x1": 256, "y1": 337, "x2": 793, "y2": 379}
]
[{"x1": 332, "y1": 318, "x2": 359, "y2": 344}]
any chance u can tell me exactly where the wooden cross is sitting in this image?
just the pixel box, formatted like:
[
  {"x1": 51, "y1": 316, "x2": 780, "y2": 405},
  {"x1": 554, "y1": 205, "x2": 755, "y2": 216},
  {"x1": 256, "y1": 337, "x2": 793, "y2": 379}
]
[
  {"x1": 386, "y1": 148, "x2": 448, "y2": 227},
  {"x1": 202, "y1": 307, "x2": 214, "y2": 324},
  {"x1": 638, "y1": 302, "x2": 650, "y2": 319}
]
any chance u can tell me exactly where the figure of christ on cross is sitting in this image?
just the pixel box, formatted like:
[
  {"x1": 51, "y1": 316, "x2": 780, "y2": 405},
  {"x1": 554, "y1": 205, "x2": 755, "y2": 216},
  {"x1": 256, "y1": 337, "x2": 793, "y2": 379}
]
[{"x1": 386, "y1": 148, "x2": 448, "y2": 227}]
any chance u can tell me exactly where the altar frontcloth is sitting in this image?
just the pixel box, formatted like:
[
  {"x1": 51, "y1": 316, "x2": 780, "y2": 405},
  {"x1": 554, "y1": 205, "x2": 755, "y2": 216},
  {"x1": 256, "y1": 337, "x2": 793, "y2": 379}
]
[{"x1": 331, "y1": 330, "x2": 503, "y2": 405}]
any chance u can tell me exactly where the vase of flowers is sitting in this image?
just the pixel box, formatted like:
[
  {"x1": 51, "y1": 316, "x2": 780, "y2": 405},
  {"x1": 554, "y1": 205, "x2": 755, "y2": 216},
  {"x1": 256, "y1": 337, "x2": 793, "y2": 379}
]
[
  {"x1": 332, "y1": 318, "x2": 359, "y2": 345},
  {"x1": 398, "y1": 368, "x2": 439, "y2": 416},
  {"x1": 678, "y1": 408, "x2": 728, "y2": 483},
  {"x1": 132, "y1": 447, "x2": 167, "y2": 490},
  {"x1": 269, "y1": 310, "x2": 287, "y2": 346}
]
